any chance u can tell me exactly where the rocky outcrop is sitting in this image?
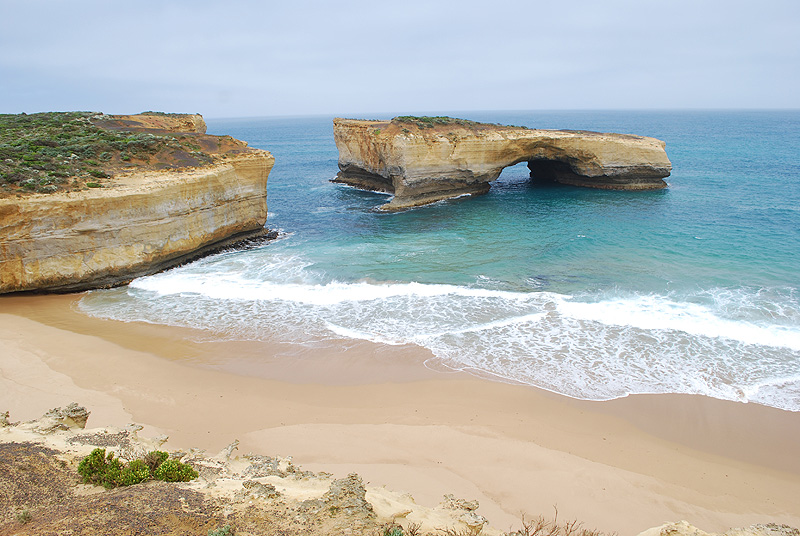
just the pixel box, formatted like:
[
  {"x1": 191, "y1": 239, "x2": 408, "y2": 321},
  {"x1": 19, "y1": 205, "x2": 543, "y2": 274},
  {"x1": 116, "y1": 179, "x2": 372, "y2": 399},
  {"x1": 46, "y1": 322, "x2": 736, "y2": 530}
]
[
  {"x1": 0, "y1": 142, "x2": 273, "y2": 294},
  {"x1": 333, "y1": 117, "x2": 672, "y2": 210},
  {"x1": 16, "y1": 403, "x2": 90, "y2": 434},
  {"x1": 637, "y1": 521, "x2": 800, "y2": 536}
]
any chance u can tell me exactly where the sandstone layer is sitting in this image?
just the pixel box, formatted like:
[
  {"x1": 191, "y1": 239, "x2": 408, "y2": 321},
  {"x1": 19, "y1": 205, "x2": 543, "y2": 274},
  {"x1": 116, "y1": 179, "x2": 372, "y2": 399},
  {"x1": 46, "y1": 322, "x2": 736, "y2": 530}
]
[
  {"x1": 0, "y1": 115, "x2": 274, "y2": 294},
  {"x1": 333, "y1": 117, "x2": 672, "y2": 210}
]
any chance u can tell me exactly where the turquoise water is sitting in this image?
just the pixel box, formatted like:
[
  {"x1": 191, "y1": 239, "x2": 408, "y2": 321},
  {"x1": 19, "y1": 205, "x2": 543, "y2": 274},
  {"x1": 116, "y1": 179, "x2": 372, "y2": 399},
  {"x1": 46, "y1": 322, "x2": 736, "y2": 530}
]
[{"x1": 79, "y1": 111, "x2": 800, "y2": 411}]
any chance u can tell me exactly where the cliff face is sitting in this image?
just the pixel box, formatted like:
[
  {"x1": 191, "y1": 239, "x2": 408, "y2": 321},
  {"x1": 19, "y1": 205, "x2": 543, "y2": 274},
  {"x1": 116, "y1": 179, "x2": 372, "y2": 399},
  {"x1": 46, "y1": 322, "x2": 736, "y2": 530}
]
[
  {"x1": 333, "y1": 118, "x2": 672, "y2": 210},
  {"x1": 0, "y1": 113, "x2": 274, "y2": 294}
]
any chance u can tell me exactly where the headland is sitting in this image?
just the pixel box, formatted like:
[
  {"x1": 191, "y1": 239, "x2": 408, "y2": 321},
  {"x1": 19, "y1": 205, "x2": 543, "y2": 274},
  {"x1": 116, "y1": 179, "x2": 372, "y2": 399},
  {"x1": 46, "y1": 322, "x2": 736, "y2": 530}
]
[{"x1": 0, "y1": 112, "x2": 274, "y2": 293}]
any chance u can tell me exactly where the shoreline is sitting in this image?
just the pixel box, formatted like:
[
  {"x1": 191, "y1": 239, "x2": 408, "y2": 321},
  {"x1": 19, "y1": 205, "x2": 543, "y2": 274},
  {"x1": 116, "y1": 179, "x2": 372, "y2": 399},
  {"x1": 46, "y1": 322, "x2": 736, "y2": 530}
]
[{"x1": 2, "y1": 293, "x2": 799, "y2": 534}]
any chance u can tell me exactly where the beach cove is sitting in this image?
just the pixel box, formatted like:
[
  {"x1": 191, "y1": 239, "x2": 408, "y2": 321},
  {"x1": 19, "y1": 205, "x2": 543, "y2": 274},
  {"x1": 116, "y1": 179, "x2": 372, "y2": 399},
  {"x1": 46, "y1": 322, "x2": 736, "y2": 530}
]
[
  {"x1": 2, "y1": 110, "x2": 799, "y2": 534},
  {"x1": 2, "y1": 293, "x2": 800, "y2": 535}
]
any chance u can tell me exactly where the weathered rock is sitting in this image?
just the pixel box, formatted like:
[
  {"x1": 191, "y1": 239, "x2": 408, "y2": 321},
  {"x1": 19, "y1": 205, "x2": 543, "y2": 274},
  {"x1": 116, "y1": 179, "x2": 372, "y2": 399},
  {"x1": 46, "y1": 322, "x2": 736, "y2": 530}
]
[
  {"x1": 637, "y1": 521, "x2": 800, "y2": 536},
  {"x1": 321, "y1": 473, "x2": 375, "y2": 517},
  {"x1": 0, "y1": 411, "x2": 13, "y2": 427},
  {"x1": 21, "y1": 403, "x2": 90, "y2": 434},
  {"x1": 0, "y1": 151, "x2": 273, "y2": 293},
  {"x1": 238, "y1": 480, "x2": 281, "y2": 500},
  {"x1": 333, "y1": 117, "x2": 672, "y2": 210},
  {"x1": 437, "y1": 493, "x2": 486, "y2": 534}
]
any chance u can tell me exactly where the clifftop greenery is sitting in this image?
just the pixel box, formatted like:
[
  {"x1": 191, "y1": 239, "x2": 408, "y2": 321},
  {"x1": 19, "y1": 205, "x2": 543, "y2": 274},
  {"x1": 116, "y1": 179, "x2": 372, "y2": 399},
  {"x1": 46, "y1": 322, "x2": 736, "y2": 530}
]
[
  {"x1": 0, "y1": 111, "x2": 215, "y2": 197},
  {"x1": 392, "y1": 116, "x2": 480, "y2": 129},
  {"x1": 391, "y1": 116, "x2": 529, "y2": 131}
]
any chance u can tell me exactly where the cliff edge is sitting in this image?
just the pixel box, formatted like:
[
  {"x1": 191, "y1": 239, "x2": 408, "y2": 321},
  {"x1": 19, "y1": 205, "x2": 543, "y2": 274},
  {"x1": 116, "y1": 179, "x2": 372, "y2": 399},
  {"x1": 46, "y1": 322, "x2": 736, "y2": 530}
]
[
  {"x1": 0, "y1": 112, "x2": 274, "y2": 294},
  {"x1": 333, "y1": 116, "x2": 672, "y2": 210}
]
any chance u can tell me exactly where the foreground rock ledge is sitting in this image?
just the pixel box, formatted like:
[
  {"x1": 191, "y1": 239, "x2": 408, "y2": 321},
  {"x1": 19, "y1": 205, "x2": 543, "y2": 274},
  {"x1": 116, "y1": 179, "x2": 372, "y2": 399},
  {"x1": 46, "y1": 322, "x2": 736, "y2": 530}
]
[
  {"x1": 0, "y1": 113, "x2": 274, "y2": 294},
  {"x1": 333, "y1": 117, "x2": 672, "y2": 211}
]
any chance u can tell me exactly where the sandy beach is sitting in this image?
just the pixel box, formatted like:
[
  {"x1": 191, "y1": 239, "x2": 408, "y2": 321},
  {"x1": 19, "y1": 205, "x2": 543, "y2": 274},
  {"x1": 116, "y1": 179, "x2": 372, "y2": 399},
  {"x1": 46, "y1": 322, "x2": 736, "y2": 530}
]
[{"x1": 2, "y1": 293, "x2": 799, "y2": 535}]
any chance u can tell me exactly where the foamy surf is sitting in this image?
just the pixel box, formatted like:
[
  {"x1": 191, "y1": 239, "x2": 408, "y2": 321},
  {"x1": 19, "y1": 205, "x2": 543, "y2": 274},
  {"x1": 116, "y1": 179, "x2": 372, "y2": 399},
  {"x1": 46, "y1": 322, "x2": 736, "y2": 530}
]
[{"x1": 79, "y1": 250, "x2": 800, "y2": 412}]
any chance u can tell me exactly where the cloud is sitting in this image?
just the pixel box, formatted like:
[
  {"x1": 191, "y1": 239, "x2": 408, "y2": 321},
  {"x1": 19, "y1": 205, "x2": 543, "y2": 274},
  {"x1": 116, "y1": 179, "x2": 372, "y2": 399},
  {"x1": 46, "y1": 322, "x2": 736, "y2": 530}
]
[{"x1": 1, "y1": 0, "x2": 798, "y2": 116}]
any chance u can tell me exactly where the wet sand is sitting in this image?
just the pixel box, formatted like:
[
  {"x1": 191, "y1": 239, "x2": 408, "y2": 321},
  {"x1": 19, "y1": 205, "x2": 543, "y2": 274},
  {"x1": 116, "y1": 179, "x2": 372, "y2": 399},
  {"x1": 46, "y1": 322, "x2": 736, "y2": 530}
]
[{"x1": 2, "y1": 293, "x2": 799, "y2": 535}]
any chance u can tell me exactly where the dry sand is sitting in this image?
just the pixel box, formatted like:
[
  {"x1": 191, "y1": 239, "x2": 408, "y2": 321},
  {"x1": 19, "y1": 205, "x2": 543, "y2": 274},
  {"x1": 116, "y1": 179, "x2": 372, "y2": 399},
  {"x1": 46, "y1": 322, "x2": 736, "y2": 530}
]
[{"x1": 1, "y1": 293, "x2": 799, "y2": 535}]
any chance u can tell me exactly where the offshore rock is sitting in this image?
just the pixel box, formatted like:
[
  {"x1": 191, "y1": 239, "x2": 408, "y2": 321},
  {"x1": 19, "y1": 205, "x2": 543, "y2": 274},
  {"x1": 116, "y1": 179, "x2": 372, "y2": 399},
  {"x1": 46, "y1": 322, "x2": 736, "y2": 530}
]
[
  {"x1": 0, "y1": 114, "x2": 274, "y2": 294},
  {"x1": 333, "y1": 117, "x2": 672, "y2": 210}
]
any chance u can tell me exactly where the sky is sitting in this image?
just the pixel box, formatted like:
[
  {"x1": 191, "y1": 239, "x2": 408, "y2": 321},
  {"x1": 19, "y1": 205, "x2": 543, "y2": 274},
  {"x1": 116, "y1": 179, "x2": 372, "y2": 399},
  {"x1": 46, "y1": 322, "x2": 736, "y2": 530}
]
[{"x1": 1, "y1": 0, "x2": 798, "y2": 118}]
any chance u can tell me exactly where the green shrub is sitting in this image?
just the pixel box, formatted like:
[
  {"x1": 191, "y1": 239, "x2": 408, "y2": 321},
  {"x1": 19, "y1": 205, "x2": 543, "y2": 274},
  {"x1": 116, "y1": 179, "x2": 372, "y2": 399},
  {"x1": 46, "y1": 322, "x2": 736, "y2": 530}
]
[
  {"x1": 118, "y1": 459, "x2": 151, "y2": 486},
  {"x1": 154, "y1": 458, "x2": 198, "y2": 482},
  {"x1": 85, "y1": 182, "x2": 102, "y2": 188},
  {"x1": 15, "y1": 510, "x2": 32, "y2": 524},
  {"x1": 77, "y1": 447, "x2": 197, "y2": 489},
  {"x1": 78, "y1": 448, "x2": 124, "y2": 488},
  {"x1": 144, "y1": 450, "x2": 169, "y2": 473},
  {"x1": 208, "y1": 525, "x2": 235, "y2": 536}
]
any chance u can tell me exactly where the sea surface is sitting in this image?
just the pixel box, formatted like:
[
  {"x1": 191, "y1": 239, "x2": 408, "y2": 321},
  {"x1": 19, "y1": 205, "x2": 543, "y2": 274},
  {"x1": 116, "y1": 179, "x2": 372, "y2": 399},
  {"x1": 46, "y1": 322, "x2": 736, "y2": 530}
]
[{"x1": 79, "y1": 111, "x2": 800, "y2": 411}]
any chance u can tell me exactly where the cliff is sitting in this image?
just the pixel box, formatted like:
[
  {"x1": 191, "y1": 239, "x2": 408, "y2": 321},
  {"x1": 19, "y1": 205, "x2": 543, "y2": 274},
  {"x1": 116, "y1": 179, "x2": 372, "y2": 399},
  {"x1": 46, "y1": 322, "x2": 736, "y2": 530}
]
[
  {"x1": 333, "y1": 117, "x2": 672, "y2": 210},
  {"x1": 0, "y1": 113, "x2": 274, "y2": 294}
]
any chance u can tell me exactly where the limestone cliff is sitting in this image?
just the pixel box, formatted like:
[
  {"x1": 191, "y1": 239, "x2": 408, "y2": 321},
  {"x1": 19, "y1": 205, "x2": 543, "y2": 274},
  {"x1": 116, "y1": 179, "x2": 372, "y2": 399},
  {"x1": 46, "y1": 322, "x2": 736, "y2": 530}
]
[
  {"x1": 0, "y1": 114, "x2": 274, "y2": 294},
  {"x1": 333, "y1": 117, "x2": 672, "y2": 210}
]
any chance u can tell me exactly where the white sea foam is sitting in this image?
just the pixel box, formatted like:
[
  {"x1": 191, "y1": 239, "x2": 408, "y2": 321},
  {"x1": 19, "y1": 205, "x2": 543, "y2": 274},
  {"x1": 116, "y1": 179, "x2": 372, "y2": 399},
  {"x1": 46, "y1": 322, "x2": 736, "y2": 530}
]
[
  {"x1": 80, "y1": 251, "x2": 800, "y2": 412},
  {"x1": 556, "y1": 295, "x2": 800, "y2": 351},
  {"x1": 130, "y1": 270, "x2": 536, "y2": 306}
]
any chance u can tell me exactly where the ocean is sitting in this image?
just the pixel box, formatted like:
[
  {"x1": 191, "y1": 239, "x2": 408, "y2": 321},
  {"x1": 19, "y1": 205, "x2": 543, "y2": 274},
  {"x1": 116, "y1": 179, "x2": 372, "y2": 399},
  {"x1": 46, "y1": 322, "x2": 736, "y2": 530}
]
[{"x1": 78, "y1": 111, "x2": 800, "y2": 412}]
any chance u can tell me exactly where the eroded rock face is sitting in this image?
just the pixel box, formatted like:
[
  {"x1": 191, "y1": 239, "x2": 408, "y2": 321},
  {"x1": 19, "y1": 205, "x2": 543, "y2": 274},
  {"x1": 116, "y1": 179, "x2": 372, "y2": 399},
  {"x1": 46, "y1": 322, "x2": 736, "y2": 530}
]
[
  {"x1": 0, "y1": 151, "x2": 273, "y2": 294},
  {"x1": 333, "y1": 117, "x2": 672, "y2": 210},
  {"x1": 322, "y1": 473, "x2": 375, "y2": 517}
]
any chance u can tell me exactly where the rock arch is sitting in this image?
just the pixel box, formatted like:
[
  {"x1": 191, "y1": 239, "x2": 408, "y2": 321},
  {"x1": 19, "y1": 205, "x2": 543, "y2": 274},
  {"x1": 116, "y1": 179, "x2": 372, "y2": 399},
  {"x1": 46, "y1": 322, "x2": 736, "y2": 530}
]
[{"x1": 333, "y1": 117, "x2": 672, "y2": 211}]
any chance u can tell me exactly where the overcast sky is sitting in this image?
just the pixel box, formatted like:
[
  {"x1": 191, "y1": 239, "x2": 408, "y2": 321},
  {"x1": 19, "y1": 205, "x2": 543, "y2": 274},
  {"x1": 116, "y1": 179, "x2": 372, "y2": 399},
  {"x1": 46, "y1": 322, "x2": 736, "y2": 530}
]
[{"x1": 1, "y1": 0, "x2": 798, "y2": 118}]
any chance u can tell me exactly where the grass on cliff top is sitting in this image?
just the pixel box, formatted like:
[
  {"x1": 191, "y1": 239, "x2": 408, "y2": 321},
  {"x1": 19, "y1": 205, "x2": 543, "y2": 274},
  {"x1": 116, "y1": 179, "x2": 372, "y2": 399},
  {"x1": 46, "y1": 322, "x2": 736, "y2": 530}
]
[
  {"x1": 0, "y1": 111, "x2": 215, "y2": 197},
  {"x1": 392, "y1": 116, "x2": 529, "y2": 131},
  {"x1": 392, "y1": 116, "x2": 480, "y2": 129}
]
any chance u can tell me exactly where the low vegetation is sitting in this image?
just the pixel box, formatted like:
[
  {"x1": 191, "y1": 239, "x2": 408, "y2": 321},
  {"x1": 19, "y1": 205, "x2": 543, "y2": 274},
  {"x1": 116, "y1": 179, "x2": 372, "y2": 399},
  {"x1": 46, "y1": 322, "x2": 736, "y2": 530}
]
[
  {"x1": 77, "y1": 448, "x2": 198, "y2": 489},
  {"x1": 208, "y1": 524, "x2": 236, "y2": 536},
  {"x1": 392, "y1": 116, "x2": 480, "y2": 129},
  {"x1": 0, "y1": 111, "x2": 213, "y2": 196}
]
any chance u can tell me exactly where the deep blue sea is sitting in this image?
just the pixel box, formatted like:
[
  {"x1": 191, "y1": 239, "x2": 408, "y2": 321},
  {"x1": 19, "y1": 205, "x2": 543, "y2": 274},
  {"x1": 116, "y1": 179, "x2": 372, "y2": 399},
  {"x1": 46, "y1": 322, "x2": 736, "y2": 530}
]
[{"x1": 79, "y1": 111, "x2": 800, "y2": 411}]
